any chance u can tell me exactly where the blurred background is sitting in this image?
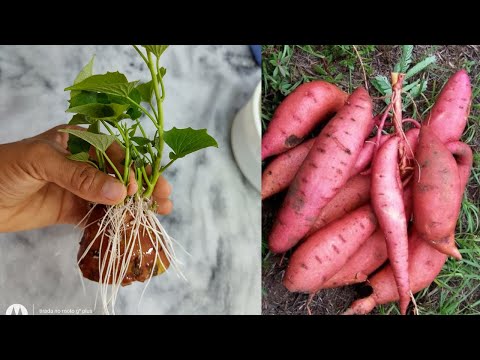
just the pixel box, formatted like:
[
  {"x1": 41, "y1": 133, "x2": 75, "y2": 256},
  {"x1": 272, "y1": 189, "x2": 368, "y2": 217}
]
[{"x1": 0, "y1": 45, "x2": 261, "y2": 314}]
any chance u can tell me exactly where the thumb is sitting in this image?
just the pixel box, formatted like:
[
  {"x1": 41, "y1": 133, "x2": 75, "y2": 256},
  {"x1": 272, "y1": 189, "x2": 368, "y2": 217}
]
[{"x1": 42, "y1": 149, "x2": 127, "y2": 205}]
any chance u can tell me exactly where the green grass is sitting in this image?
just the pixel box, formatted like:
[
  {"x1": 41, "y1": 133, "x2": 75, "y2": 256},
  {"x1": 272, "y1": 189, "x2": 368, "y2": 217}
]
[{"x1": 262, "y1": 45, "x2": 480, "y2": 315}]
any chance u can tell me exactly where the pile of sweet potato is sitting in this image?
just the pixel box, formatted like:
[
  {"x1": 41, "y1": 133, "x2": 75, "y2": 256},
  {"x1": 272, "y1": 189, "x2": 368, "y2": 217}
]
[{"x1": 262, "y1": 70, "x2": 473, "y2": 314}]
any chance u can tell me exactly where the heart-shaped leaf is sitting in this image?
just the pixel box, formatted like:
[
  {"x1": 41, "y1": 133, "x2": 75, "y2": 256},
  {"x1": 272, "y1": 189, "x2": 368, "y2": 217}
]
[
  {"x1": 68, "y1": 114, "x2": 90, "y2": 125},
  {"x1": 67, "y1": 103, "x2": 130, "y2": 121},
  {"x1": 163, "y1": 127, "x2": 218, "y2": 160},
  {"x1": 71, "y1": 55, "x2": 95, "y2": 98},
  {"x1": 69, "y1": 91, "x2": 110, "y2": 108},
  {"x1": 65, "y1": 72, "x2": 139, "y2": 98},
  {"x1": 136, "y1": 81, "x2": 154, "y2": 103},
  {"x1": 59, "y1": 129, "x2": 116, "y2": 153}
]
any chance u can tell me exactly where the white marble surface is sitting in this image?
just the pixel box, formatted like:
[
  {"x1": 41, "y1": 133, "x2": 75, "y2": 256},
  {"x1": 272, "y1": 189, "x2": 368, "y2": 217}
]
[{"x1": 0, "y1": 45, "x2": 261, "y2": 314}]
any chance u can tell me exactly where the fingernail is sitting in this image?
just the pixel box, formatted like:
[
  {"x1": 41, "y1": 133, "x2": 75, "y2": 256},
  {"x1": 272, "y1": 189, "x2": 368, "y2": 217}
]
[{"x1": 101, "y1": 180, "x2": 125, "y2": 201}]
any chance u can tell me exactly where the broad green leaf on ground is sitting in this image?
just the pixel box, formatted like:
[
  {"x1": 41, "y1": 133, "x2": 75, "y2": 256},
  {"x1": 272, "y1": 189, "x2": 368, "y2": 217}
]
[
  {"x1": 405, "y1": 55, "x2": 436, "y2": 80},
  {"x1": 394, "y1": 45, "x2": 413, "y2": 73},
  {"x1": 68, "y1": 114, "x2": 90, "y2": 125},
  {"x1": 163, "y1": 127, "x2": 218, "y2": 160},
  {"x1": 69, "y1": 91, "x2": 110, "y2": 108},
  {"x1": 130, "y1": 136, "x2": 150, "y2": 146},
  {"x1": 65, "y1": 72, "x2": 139, "y2": 98},
  {"x1": 142, "y1": 45, "x2": 169, "y2": 58},
  {"x1": 59, "y1": 129, "x2": 116, "y2": 153},
  {"x1": 71, "y1": 55, "x2": 95, "y2": 98},
  {"x1": 136, "y1": 81, "x2": 153, "y2": 102},
  {"x1": 371, "y1": 75, "x2": 392, "y2": 95},
  {"x1": 67, "y1": 103, "x2": 130, "y2": 121},
  {"x1": 67, "y1": 133, "x2": 90, "y2": 154}
]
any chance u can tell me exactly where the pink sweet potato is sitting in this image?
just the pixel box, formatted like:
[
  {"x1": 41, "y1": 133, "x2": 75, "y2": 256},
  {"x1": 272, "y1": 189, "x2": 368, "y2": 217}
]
[
  {"x1": 413, "y1": 127, "x2": 462, "y2": 260},
  {"x1": 261, "y1": 81, "x2": 348, "y2": 160},
  {"x1": 445, "y1": 141, "x2": 473, "y2": 192},
  {"x1": 283, "y1": 205, "x2": 377, "y2": 293},
  {"x1": 306, "y1": 174, "x2": 371, "y2": 236},
  {"x1": 323, "y1": 185, "x2": 413, "y2": 289},
  {"x1": 269, "y1": 88, "x2": 373, "y2": 253},
  {"x1": 371, "y1": 136, "x2": 410, "y2": 315},
  {"x1": 321, "y1": 229, "x2": 387, "y2": 289},
  {"x1": 424, "y1": 70, "x2": 471, "y2": 143},
  {"x1": 343, "y1": 230, "x2": 448, "y2": 315},
  {"x1": 261, "y1": 138, "x2": 315, "y2": 200},
  {"x1": 262, "y1": 134, "x2": 388, "y2": 200}
]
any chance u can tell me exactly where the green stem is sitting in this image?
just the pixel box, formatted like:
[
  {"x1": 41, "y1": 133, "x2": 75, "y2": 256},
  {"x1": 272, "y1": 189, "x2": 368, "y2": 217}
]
[
  {"x1": 141, "y1": 167, "x2": 152, "y2": 188},
  {"x1": 101, "y1": 120, "x2": 125, "y2": 149},
  {"x1": 123, "y1": 140, "x2": 130, "y2": 184},
  {"x1": 160, "y1": 159, "x2": 175, "y2": 173},
  {"x1": 126, "y1": 97, "x2": 159, "y2": 130},
  {"x1": 133, "y1": 45, "x2": 149, "y2": 65},
  {"x1": 149, "y1": 100, "x2": 158, "y2": 119},
  {"x1": 135, "y1": 119, "x2": 155, "y2": 159},
  {"x1": 102, "y1": 151, "x2": 123, "y2": 183},
  {"x1": 146, "y1": 51, "x2": 165, "y2": 196}
]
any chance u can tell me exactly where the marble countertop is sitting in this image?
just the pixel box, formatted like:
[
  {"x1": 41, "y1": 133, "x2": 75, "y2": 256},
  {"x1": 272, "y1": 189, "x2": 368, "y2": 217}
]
[{"x1": 0, "y1": 45, "x2": 260, "y2": 315}]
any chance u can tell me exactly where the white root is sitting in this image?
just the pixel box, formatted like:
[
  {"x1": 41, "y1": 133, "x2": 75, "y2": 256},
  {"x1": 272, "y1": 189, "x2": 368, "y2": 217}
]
[{"x1": 76, "y1": 196, "x2": 185, "y2": 315}]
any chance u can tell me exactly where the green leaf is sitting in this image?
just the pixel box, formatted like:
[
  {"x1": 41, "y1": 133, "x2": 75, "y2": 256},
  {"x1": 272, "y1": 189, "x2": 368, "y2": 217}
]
[
  {"x1": 67, "y1": 103, "x2": 130, "y2": 121},
  {"x1": 405, "y1": 55, "x2": 436, "y2": 80},
  {"x1": 128, "y1": 123, "x2": 138, "y2": 137},
  {"x1": 126, "y1": 88, "x2": 142, "y2": 119},
  {"x1": 135, "y1": 145, "x2": 148, "y2": 155},
  {"x1": 67, "y1": 152, "x2": 90, "y2": 162},
  {"x1": 371, "y1": 75, "x2": 392, "y2": 95},
  {"x1": 131, "y1": 136, "x2": 150, "y2": 146},
  {"x1": 142, "y1": 45, "x2": 169, "y2": 58},
  {"x1": 163, "y1": 127, "x2": 218, "y2": 160},
  {"x1": 71, "y1": 55, "x2": 95, "y2": 98},
  {"x1": 68, "y1": 114, "x2": 90, "y2": 125},
  {"x1": 159, "y1": 67, "x2": 167, "y2": 77},
  {"x1": 136, "y1": 81, "x2": 154, "y2": 103},
  {"x1": 402, "y1": 79, "x2": 420, "y2": 93},
  {"x1": 67, "y1": 133, "x2": 90, "y2": 154},
  {"x1": 69, "y1": 91, "x2": 110, "y2": 108},
  {"x1": 394, "y1": 45, "x2": 414, "y2": 73},
  {"x1": 59, "y1": 129, "x2": 116, "y2": 153},
  {"x1": 67, "y1": 152, "x2": 99, "y2": 169},
  {"x1": 88, "y1": 121, "x2": 100, "y2": 134},
  {"x1": 65, "y1": 72, "x2": 139, "y2": 98}
]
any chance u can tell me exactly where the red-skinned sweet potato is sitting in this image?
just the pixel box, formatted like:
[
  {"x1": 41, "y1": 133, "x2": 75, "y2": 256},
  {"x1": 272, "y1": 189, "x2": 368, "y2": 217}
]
[
  {"x1": 269, "y1": 88, "x2": 373, "y2": 253},
  {"x1": 306, "y1": 174, "x2": 371, "y2": 236},
  {"x1": 371, "y1": 136, "x2": 410, "y2": 314},
  {"x1": 261, "y1": 81, "x2": 348, "y2": 160},
  {"x1": 321, "y1": 229, "x2": 387, "y2": 288},
  {"x1": 323, "y1": 185, "x2": 413, "y2": 289},
  {"x1": 343, "y1": 230, "x2": 448, "y2": 315},
  {"x1": 283, "y1": 204, "x2": 378, "y2": 293},
  {"x1": 413, "y1": 127, "x2": 462, "y2": 260},
  {"x1": 262, "y1": 134, "x2": 388, "y2": 200},
  {"x1": 424, "y1": 70, "x2": 471, "y2": 143}
]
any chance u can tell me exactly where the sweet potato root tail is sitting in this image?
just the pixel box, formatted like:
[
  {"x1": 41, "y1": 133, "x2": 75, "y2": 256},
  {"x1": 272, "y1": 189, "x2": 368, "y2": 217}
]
[{"x1": 342, "y1": 297, "x2": 377, "y2": 315}]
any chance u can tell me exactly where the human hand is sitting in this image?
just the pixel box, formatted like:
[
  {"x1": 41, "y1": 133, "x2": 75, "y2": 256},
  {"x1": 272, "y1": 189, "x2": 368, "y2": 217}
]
[{"x1": 0, "y1": 125, "x2": 173, "y2": 232}]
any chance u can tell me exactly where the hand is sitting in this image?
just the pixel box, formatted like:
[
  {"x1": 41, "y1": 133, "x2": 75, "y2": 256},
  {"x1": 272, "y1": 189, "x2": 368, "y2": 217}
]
[{"x1": 0, "y1": 125, "x2": 173, "y2": 232}]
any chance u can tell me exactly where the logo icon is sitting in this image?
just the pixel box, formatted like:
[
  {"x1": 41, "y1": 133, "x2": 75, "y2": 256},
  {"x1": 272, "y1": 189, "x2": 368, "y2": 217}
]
[{"x1": 6, "y1": 304, "x2": 28, "y2": 315}]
